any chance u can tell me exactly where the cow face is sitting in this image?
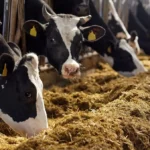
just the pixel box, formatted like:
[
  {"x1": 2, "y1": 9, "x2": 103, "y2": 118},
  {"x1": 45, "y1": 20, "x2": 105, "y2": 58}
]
[
  {"x1": 23, "y1": 6, "x2": 105, "y2": 79},
  {"x1": 127, "y1": 31, "x2": 141, "y2": 55},
  {"x1": 72, "y1": 0, "x2": 90, "y2": 16},
  {"x1": 101, "y1": 39, "x2": 146, "y2": 77},
  {"x1": 108, "y1": 13, "x2": 141, "y2": 55},
  {"x1": 0, "y1": 53, "x2": 48, "y2": 137},
  {"x1": 108, "y1": 13, "x2": 123, "y2": 36}
]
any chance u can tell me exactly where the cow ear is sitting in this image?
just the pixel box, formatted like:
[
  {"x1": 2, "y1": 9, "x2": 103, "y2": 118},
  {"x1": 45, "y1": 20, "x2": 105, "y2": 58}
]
[
  {"x1": 23, "y1": 20, "x2": 46, "y2": 37},
  {"x1": 0, "y1": 54, "x2": 15, "y2": 77},
  {"x1": 130, "y1": 31, "x2": 138, "y2": 41},
  {"x1": 80, "y1": 25, "x2": 106, "y2": 42}
]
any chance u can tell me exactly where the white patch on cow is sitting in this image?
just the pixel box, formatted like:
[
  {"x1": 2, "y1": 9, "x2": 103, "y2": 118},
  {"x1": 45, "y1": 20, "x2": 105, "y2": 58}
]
[
  {"x1": 54, "y1": 16, "x2": 80, "y2": 77},
  {"x1": 102, "y1": 54, "x2": 114, "y2": 67},
  {"x1": 1, "y1": 85, "x2": 4, "y2": 89},
  {"x1": 134, "y1": 36, "x2": 141, "y2": 55},
  {"x1": 0, "y1": 53, "x2": 48, "y2": 137},
  {"x1": 118, "y1": 39, "x2": 147, "y2": 76}
]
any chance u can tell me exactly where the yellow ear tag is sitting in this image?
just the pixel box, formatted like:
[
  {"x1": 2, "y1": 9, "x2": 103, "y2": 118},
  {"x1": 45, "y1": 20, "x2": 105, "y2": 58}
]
[
  {"x1": 2, "y1": 64, "x2": 7, "y2": 77},
  {"x1": 107, "y1": 46, "x2": 112, "y2": 53},
  {"x1": 30, "y1": 26, "x2": 37, "y2": 37},
  {"x1": 88, "y1": 31, "x2": 96, "y2": 41}
]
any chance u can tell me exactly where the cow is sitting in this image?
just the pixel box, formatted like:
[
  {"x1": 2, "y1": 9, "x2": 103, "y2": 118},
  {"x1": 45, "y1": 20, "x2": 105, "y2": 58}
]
[
  {"x1": 52, "y1": 0, "x2": 146, "y2": 77},
  {"x1": 0, "y1": 0, "x2": 106, "y2": 79},
  {"x1": 0, "y1": 34, "x2": 48, "y2": 138},
  {"x1": 107, "y1": 0, "x2": 141, "y2": 55},
  {"x1": 23, "y1": 5, "x2": 106, "y2": 79},
  {"x1": 53, "y1": 0, "x2": 90, "y2": 17},
  {"x1": 128, "y1": 10, "x2": 150, "y2": 55}
]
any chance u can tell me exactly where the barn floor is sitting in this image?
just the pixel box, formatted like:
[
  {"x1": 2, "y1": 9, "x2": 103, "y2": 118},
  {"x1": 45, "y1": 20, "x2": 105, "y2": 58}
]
[{"x1": 0, "y1": 55, "x2": 150, "y2": 150}]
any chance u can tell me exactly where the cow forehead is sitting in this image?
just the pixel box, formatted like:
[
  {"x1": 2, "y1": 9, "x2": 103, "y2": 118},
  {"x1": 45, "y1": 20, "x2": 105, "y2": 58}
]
[
  {"x1": 53, "y1": 16, "x2": 81, "y2": 48},
  {"x1": 53, "y1": 15, "x2": 79, "y2": 30}
]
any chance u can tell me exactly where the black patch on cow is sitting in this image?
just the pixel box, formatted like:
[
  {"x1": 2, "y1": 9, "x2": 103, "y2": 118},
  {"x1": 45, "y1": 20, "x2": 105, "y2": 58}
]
[
  {"x1": 112, "y1": 48, "x2": 137, "y2": 72},
  {"x1": 0, "y1": 66, "x2": 37, "y2": 122},
  {"x1": 53, "y1": 0, "x2": 90, "y2": 16},
  {"x1": 108, "y1": 13, "x2": 124, "y2": 36},
  {"x1": 70, "y1": 31, "x2": 82, "y2": 61},
  {"x1": 44, "y1": 19, "x2": 69, "y2": 73}
]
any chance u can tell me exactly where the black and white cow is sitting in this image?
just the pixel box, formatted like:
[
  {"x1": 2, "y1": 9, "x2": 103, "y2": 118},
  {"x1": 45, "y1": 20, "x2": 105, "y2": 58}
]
[
  {"x1": 0, "y1": 0, "x2": 106, "y2": 80},
  {"x1": 128, "y1": 10, "x2": 150, "y2": 55},
  {"x1": 52, "y1": 0, "x2": 146, "y2": 77},
  {"x1": 107, "y1": 0, "x2": 141, "y2": 55},
  {"x1": 53, "y1": 0, "x2": 90, "y2": 17},
  {"x1": 23, "y1": 5, "x2": 105, "y2": 79},
  {"x1": 0, "y1": 35, "x2": 48, "y2": 137}
]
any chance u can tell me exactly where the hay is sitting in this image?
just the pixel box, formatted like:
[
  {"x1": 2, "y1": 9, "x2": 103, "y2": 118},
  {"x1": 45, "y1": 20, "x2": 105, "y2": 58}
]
[{"x1": 0, "y1": 55, "x2": 150, "y2": 150}]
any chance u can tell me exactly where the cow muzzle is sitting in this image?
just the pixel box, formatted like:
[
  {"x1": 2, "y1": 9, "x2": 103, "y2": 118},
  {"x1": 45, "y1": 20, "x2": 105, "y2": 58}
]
[{"x1": 62, "y1": 61, "x2": 81, "y2": 79}]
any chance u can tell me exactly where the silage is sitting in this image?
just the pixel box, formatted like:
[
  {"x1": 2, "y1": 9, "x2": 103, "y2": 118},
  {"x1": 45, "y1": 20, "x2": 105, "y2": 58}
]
[{"x1": 0, "y1": 55, "x2": 150, "y2": 150}]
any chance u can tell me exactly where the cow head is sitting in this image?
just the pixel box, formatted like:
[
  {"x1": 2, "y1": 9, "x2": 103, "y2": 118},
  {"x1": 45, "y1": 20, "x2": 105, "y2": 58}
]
[
  {"x1": 108, "y1": 14, "x2": 141, "y2": 55},
  {"x1": 127, "y1": 31, "x2": 141, "y2": 55},
  {"x1": 0, "y1": 53, "x2": 48, "y2": 137},
  {"x1": 71, "y1": 0, "x2": 90, "y2": 16},
  {"x1": 101, "y1": 39, "x2": 146, "y2": 77},
  {"x1": 23, "y1": 6, "x2": 105, "y2": 79},
  {"x1": 108, "y1": 13, "x2": 123, "y2": 36}
]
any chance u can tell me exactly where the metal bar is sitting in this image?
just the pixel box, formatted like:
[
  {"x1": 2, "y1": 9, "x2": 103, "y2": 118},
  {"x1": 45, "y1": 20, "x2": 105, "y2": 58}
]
[{"x1": 2, "y1": 0, "x2": 12, "y2": 41}]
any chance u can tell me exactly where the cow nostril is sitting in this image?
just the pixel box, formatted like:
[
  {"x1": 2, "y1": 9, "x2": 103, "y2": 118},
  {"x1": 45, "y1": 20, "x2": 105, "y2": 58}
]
[
  {"x1": 69, "y1": 68, "x2": 79, "y2": 76},
  {"x1": 64, "y1": 66, "x2": 70, "y2": 74}
]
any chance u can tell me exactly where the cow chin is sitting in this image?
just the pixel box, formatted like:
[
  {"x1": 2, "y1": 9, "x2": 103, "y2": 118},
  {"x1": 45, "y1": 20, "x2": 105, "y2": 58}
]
[
  {"x1": 62, "y1": 71, "x2": 81, "y2": 80},
  {"x1": 0, "y1": 110, "x2": 48, "y2": 138}
]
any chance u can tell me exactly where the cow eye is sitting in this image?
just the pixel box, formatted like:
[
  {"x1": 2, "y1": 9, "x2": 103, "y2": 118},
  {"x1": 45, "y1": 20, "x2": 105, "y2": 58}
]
[
  {"x1": 50, "y1": 38, "x2": 56, "y2": 43},
  {"x1": 25, "y1": 92, "x2": 32, "y2": 98}
]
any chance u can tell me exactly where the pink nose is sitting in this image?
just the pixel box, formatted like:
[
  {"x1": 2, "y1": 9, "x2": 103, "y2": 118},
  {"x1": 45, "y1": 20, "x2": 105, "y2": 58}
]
[{"x1": 64, "y1": 65, "x2": 80, "y2": 76}]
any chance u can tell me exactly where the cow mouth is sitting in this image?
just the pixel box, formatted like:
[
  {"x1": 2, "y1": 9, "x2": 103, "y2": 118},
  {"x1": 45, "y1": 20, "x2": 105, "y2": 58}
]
[
  {"x1": 62, "y1": 73, "x2": 81, "y2": 80},
  {"x1": 62, "y1": 70, "x2": 81, "y2": 79}
]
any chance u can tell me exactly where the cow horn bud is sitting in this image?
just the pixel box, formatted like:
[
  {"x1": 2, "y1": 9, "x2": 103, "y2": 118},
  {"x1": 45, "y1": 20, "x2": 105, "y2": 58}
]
[{"x1": 42, "y1": 5, "x2": 52, "y2": 21}]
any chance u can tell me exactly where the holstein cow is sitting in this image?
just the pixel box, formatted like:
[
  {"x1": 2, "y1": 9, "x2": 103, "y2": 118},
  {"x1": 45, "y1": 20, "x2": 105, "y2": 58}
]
[
  {"x1": 52, "y1": 0, "x2": 146, "y2": 77},
  {"x1": 0, "y1": 34, "x2": 48, "y2": 137},
  {"x1": 0, "y1": 0, "x2": 106, "y2": 79},
  {"x1": 108, "y1": 13, "x2": 140, "y2": 54},
  {"x1": 0, "y1": 0, "x2": 106, "y2": 80},
  {"x1": 23, "y1": 5, "x2": 106, "y2": 79},
  {"x1": 107, "y1": 0, "x2": 141, "y2": 55},
  {"x1": 128, "y1": 10, "x2": 150, "y2": 55}
]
